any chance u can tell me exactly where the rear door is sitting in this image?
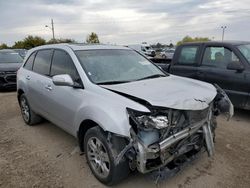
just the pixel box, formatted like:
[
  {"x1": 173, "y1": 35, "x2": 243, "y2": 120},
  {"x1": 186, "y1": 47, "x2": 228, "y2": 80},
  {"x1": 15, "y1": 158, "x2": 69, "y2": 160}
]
[
  {"x1": 28, "y1": 49, "x2": 53, "y2": 115},
  {"x1": 198, "y1": 45, "x2": 248, "y2": 108},
  {"x1": 170, "y1": 45, "x2": 202, "y2": 79},
  {"x1": 42, "y1": 49, "x2": 84, "y2": 134}
]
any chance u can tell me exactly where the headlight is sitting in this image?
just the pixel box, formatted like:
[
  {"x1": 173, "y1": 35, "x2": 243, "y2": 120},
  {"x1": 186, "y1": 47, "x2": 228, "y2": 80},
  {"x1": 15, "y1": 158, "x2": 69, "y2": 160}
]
[
  {"x1": 136, "y1": 115, "x2": 169, "y2": 129},
  {"x1": 0, "y1": 71, "x2": 5, "y2": 76},
  {"x1": 127, "y1": 108, "x2": 169, "y2": 130}
]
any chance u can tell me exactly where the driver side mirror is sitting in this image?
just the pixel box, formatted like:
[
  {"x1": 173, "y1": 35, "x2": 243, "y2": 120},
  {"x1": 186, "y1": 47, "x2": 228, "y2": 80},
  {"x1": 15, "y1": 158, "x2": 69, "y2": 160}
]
[
  {"x1": 52, "y1": 74, "x2": 74, "y2": 87},
  {"x1": 227, "y1": 61, "x2": 244, "y2": 72}
]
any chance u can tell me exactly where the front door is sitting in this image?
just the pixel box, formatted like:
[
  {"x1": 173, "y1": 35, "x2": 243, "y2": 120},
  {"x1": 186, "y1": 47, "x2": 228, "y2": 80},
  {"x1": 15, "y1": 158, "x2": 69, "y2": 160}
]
[
  {"x1": 198, "y1": 45, "x2": 248, "y2": 108},
  {"x1": 42, "y1": 49, "x2": 84, "y2": 134}
]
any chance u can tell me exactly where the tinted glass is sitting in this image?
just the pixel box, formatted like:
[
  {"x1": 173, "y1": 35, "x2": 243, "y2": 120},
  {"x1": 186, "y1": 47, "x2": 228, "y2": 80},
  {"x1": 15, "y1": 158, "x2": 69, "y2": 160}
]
[
  {"x1": 178, "y1": 46, "x2": 198, "y2": 64},
  {"x1": 75, "y1": 49, "x2": 166, "y2": 84},
  {"x1": 24, "y1": 52, "x2": 36, "y2": 70},
  {"x1": 51, "y1": 50, "x2": 79, "y2": 81},
  {"x1": 0, "y1": 51, "x2": 23, "y2": 63},
  {"x1": 237, "y1": 44, "x2": 250, "y2": 64},
  {"x1": 33, "y1": 50, "x2": 53, "y2": 76},
  {"x1": 202, "y1": 47, "x2": 240, "y2": 69}
]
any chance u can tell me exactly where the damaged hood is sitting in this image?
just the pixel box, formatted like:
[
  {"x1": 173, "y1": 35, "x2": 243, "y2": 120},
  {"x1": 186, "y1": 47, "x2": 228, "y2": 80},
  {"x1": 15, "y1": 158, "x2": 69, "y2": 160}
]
[{"x1": 101, "y1": 75, "x2": 217, "y2": 110}]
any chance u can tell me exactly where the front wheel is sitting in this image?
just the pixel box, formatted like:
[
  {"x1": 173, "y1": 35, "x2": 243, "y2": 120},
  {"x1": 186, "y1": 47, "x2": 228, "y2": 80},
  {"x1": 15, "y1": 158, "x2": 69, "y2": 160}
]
[{"x1": 84, "y1": 127, "x2": 130, "y2": 185}]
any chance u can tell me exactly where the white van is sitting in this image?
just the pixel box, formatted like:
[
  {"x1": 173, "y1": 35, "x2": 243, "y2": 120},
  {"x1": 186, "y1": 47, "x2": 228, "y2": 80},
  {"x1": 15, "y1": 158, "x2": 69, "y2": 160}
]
[{"x1": 127, "y1": 43, "x2": 156, "y2": 57}]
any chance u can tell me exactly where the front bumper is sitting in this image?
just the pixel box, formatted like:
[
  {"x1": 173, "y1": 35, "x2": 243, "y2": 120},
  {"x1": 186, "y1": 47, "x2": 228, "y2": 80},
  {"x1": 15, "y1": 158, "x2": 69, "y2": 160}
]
[{"x1": 135, "y1": 110, "x2": 214, "y2": 174}]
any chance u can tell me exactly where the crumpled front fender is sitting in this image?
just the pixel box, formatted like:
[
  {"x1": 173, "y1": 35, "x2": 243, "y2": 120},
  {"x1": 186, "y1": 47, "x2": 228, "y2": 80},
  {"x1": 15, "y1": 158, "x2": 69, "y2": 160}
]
[{"x1": 214, "y1": 84, "x2": 234, "y2": 120}]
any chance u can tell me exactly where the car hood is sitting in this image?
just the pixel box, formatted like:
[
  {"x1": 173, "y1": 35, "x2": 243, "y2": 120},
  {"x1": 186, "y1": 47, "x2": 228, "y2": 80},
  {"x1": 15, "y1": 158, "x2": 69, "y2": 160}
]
[
  {"x1": 0, "y1": 63, "x2": 22, "y2": 72},
  {"x1": 101, "y1": 75, "x2": 217, "y2": 110}
]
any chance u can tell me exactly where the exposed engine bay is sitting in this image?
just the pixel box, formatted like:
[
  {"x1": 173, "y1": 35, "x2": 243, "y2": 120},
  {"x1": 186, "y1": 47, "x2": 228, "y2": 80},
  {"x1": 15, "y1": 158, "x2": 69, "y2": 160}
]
[{"x1": 113, "y1": 85, "x2": 233, "y2": 174}]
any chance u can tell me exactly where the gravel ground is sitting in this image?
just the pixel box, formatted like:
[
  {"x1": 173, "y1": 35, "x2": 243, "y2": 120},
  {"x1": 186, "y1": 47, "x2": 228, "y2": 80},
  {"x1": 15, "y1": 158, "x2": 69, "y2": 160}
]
[{"x1": 0, "y1": 91, "x2": 250, "y2": 188}]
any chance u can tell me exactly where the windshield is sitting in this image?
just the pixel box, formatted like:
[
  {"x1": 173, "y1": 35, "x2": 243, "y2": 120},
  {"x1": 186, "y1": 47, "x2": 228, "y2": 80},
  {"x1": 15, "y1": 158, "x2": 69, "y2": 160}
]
[
  {"x1": 237, "y1": 44, "x2": 250, "y2": 64},
  {"x1": 75, "y1": 49, "x2": 166, "y2": 84},
  {"x1": 0, "y1": 52, "x2": 23, "y2": 63}
]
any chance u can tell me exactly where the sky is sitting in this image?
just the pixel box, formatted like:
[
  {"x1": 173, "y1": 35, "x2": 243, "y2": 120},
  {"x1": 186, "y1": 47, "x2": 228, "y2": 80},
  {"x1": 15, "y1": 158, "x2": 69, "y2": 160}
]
[{"x1": 1, "y1": 0, "x2": 250, "y2": 46}]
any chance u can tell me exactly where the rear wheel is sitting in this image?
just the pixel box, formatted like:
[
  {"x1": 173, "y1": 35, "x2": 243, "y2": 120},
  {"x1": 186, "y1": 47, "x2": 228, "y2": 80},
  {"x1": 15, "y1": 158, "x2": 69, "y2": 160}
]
[
  {"x1": 19, "y1": 94, "x2": 42, "y2": 125},
  {"x1": 84, "y1": 127, "x2": 130, "y2": 185}
]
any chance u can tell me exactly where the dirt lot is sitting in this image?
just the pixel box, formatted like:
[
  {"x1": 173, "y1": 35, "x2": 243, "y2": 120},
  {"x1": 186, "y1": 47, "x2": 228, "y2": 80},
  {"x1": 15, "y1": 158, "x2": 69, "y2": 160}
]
[{"x1": 0, "y1": 92, "x2": 250, "y2": 188}]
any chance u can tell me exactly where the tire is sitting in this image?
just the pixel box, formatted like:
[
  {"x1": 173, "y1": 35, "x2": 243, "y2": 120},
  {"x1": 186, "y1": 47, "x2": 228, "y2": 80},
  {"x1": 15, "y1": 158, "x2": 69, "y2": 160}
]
[
  {"x1": 84, "y1": 127, "x2": 130, "y2": 185},
  {"x1": 19, "y1": 94, "x2": 42, "y2": 125}
]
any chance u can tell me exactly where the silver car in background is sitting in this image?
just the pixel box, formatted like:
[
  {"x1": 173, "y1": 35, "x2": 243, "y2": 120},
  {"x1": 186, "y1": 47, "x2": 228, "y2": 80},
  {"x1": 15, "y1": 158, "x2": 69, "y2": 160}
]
[
  {"x1": 160, "y1": 48, "x2": 175, "y2": 59},
  {"x1": 17, "y1": 44, "x2": 233, "y2": 185}
]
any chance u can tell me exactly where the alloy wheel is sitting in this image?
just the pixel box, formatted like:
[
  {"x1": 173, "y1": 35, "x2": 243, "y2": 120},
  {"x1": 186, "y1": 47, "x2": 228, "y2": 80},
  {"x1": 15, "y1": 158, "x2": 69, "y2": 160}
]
[
  {"x1": 87, "y1": 137, "x2": 110, "y2": 178},
  {"x1": 20, "y1": 97, "x2": 30, "y2": 122}
]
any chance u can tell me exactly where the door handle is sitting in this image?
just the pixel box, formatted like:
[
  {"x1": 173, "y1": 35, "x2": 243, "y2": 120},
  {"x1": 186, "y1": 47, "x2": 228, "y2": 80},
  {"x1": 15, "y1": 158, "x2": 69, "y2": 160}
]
[
  {"x1": 45, "y1": 85, "x2": 52, "y2": 91},
  {"x1": 26, "y1": 75, "x2": 31, "y2": 80}
]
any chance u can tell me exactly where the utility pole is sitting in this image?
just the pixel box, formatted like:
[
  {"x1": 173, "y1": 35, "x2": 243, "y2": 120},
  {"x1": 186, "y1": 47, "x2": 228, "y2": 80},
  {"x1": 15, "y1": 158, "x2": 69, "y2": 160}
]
[
  {"x1": 51, "y1": 19, "x2": 55, "y2": 41},
  {"x1": 221, "y1": 26, "x2": 227, "y2": 41},
  {"x1": 45, "y1": 18, "x2": 55, "y2": 42}
]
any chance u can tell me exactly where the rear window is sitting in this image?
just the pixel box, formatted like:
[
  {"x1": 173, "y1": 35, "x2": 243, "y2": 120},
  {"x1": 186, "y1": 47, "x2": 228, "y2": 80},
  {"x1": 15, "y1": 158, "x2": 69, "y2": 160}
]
[
  {"x1": 33, "y1": 50, "x2": 53, "y2": 76},
  {"x1": 23, "y1": 52, "x2": 36, "y2": 70},
  {"x1": 177, "y1": 46, "x2": 198, "y2": 64}
]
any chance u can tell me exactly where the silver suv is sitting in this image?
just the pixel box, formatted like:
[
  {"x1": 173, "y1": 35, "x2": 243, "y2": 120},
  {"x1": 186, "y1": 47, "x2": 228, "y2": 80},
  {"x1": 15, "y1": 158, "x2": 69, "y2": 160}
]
[{"x1": 17, "y1": 44, "x2": 233, "y2": 185}]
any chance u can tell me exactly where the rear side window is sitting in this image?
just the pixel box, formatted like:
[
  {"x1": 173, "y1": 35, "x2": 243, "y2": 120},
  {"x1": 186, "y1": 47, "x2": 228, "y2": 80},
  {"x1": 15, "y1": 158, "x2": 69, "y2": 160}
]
[
  {"x1": 177, "y1": 46, "x2": 198, "y2": 64},
  {"x1": 33, "y1": 50, "x2": 53, "y2": 76},
  {"x1": 23, "y1": 52, "x2": 36, "y2": 70},
  {"x1": 51, "y1": 50, "x2": 79, "y2": 81}
]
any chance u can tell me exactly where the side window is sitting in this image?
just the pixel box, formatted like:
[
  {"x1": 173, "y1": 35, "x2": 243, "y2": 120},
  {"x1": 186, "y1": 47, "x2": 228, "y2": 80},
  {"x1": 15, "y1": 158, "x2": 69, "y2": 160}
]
[
  {"x1": 23, "y1": 52, "x2": 36, "y2": 70},
  {"x1": 33, "y1": 50, "x2": 53, "y2": 76},
  {"x1": 50, "y1": 50, "x2": 79, "y2": 81},
  {"x1": 202, "y1": 47, "x2": 240, "y2": 69},
  {"x1": 177, "y1": 46, "x2": 198, "y2": 64}
]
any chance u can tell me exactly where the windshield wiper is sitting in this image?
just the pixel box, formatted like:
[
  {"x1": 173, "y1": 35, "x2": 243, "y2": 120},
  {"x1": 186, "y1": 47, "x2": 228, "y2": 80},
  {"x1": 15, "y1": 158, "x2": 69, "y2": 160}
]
[
  {"x1": 97, "y1": 80, "x2": 131, "y2": 85},
  {"x1": 136, "y1": 74, "x2": 166, "y2": 81}
]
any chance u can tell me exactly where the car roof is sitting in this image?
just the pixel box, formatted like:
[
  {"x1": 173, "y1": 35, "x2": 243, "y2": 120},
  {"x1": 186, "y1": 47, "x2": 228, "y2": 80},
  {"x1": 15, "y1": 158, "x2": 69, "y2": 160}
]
[
  {"x1": 32, "y1": 43, "x2": 131, "y2": 51},
  {"x1": 181, "y1": 40, "x2": 250, "y2": 46}
]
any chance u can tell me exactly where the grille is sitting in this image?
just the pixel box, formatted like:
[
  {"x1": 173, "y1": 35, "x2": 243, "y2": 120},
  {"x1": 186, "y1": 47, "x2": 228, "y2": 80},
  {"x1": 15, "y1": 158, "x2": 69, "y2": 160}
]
[
  {"x1": 5, "y1": 75, "x2": 16, "y2": 83},
  {"x1": 0, "y1": 77, "x2": 5, "y2": 84},
  {"x1": 5, "y1": 71, "x2": 16, "y2": 74}
]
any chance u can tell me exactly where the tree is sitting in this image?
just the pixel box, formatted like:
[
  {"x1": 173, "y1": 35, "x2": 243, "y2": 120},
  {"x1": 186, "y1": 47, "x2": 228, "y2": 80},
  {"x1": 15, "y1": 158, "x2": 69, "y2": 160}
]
[
  {"x1": 0, "y1": 43, "x2": 9, "y2": 49},
  {"x1": 177, "y1": 36, "x2": 210, "y2": 46},
  {"x1": 12, "y1": 35, "x2": 46, "y2": 49},
  {"x1": 86, "y1": 32, "x2": 100, "y2": 44},
  {"x1": 169, "y1": 43, "x2": 174, "y2": 48},
  {"x1": 12, "y1": 41, "x2": 25, "y2": 49},
  {"x1": 46, "y1": 38, "x2": 76, "y2": 44}
]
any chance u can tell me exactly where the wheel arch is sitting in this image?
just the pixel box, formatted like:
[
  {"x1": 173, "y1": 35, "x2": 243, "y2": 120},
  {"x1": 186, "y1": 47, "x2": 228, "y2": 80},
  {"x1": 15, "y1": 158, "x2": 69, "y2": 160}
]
[
  {"x1": 77, "y1": 119, "x2": 102, "y2": 151},
  {"x1": 17, "y1": 89, "x2": 24, "y2": 102}
]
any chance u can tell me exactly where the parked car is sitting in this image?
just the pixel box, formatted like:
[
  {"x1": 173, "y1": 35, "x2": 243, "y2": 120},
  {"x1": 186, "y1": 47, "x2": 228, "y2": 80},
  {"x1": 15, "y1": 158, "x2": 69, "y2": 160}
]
[
  {"x1": 127, "y1": 43, "x2": 156, "y2": 57},
  {"x1": 0, "y1": 49, "x2": 23, "y2": 90},
  {"x1": 17, "y1": 44, "x2": 233, "y2": 185},
  {"x1": 160, "y1": 48, "x2": 175, "y2": 59},
  {"x1": 13, "y1": 49, "x2": 28, "y2": 58},
  {"x1": 156, "y1": 41, "x2": 250, "y2": 110}
]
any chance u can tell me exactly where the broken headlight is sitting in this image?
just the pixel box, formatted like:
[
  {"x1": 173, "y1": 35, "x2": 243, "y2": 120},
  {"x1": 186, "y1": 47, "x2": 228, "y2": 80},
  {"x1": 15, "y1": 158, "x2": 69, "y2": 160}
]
[
  {"x1": 127, "y1": 108, "x2": 169, "y2": 130},
  {"x1": 136, "y1": 115, "x2": 169, "y2": 129}
]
